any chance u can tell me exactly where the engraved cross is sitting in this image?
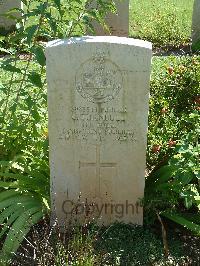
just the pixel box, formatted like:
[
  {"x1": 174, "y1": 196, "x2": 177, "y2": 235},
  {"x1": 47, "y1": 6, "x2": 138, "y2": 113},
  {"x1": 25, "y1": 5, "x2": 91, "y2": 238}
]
[{"x1": 79, "y1": 145, "x2": 117, "y2": 197}]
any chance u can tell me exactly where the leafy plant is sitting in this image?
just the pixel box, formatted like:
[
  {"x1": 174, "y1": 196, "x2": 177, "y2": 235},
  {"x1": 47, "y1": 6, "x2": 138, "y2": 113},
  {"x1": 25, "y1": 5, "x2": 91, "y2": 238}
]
[
  {"x1": 0, "y1": 153, "x2": 50, "y2": 262},
  {"x1": 145, "y1": 112, "x2": 200, "y2": 235},
  {"x1": 147, "y1": 56, "x2": 200, "y2": 170}
]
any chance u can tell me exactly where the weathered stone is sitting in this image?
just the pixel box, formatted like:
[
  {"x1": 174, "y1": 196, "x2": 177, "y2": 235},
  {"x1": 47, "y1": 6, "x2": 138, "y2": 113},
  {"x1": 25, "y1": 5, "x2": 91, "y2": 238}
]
[
  {"x1": 89, "y1": 0, "x2": 129, "y2": 36},
  {"x1": 0, "y1": 0, "x2": 21, "y2": 33},
  {"x1": 192, "y1": 0, "x2": 200, "y2": 49},
  {"x1": 46, "y1": 36, "x2": 152, "y2": 227}
]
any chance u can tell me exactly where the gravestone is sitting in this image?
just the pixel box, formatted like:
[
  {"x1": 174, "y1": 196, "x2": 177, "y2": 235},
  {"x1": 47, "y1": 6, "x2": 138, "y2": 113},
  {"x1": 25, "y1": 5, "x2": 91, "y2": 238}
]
[
  {"x1": 89, "y1": 0, "x2": 129, "y2": 36},
  {"x1": 0, "y1": 0, "x2": 21, "y2": 33},
  {"x1": 46, "y1": 36, "x2": 152, "y2": 227},
  {"x1": 192, "y1": 0, "x2": 200, "y2": 50}
]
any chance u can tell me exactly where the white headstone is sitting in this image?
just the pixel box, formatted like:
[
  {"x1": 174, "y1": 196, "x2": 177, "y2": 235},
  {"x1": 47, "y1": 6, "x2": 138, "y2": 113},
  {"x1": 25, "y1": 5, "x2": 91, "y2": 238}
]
[
  {"x1": 0, "y1": 0, "x2": 21, "y2": 32},
  {"x1": 89, "y1": 0, "x2": 129, "y2": 36},
  {"x1": 46, "y1": 36, "x2": 152, "y2": 227}
]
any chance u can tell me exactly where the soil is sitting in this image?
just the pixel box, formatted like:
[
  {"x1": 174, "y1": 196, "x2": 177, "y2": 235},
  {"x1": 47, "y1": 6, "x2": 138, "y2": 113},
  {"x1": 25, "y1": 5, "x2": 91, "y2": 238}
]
[{"x1": 153, "y1": 44, "x2": 193, "y2": 56}]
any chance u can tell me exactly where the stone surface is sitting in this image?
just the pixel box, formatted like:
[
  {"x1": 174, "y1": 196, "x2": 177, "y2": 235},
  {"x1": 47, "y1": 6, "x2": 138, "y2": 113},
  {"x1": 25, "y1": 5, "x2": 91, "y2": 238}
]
[
  {"x1": 0, "y1": 0, "x2": 21, "y2": 31},
  {"x1": 89, "y1": 0, "x2": 129, "y2": 36},
  {"x1": 192, "y1": 0, "x2": 200, "y2": 46},
  {"x1": 46, "y1": 36, "x2": 152, "y2": 227}
]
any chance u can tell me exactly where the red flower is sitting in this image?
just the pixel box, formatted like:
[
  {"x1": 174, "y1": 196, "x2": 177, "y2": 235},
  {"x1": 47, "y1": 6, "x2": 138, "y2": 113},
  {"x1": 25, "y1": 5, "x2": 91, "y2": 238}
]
[
  {"x1": 168, "y1": 139, "x2": 176, "y2": 148},
  {"x1": 194, "y1": 95, "x2": 200, "y2": 104},
  {"x1": 152, "y1": 145, "x2": 161, "y2": 153},
  {"x1": 167, "y1": 66, "x2": 174, "y2": 75},
  {"x1": 161, "y1": 108, "x2": 168, "y2": 114}
]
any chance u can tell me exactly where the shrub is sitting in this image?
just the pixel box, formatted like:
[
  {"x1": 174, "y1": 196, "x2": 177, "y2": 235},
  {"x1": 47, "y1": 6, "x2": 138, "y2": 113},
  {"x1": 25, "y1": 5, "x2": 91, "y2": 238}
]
[
  {"x1": 146, "y1": 56, "x2": 200, "y2": 235},
  {"x1": 148, "y1": 56, "x2": 200, "y2": 170}
]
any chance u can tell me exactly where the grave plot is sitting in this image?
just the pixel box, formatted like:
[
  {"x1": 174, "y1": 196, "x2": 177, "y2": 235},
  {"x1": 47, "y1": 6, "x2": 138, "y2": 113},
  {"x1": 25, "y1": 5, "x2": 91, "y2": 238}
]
[{"x1": 0, "y1": 1, "x2": 199, "y2": 265}]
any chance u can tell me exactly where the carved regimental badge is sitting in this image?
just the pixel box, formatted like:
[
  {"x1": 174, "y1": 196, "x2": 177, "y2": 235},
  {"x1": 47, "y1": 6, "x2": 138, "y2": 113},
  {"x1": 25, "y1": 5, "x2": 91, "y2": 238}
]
[{"x1": 75, "y1": 53, "x2": 123, "y2": 104}]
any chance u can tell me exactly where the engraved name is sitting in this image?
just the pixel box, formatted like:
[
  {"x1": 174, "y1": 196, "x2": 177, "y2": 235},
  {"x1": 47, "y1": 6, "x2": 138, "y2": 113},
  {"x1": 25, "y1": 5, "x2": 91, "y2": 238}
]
[{"x1": 59, "y1": 127, "x2": 136, "y2": 142}]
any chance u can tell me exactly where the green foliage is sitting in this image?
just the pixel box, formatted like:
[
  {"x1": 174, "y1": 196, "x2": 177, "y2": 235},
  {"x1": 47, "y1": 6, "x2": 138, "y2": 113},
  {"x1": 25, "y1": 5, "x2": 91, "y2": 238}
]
[
  {"x1": 95, "y1": 223, "x2": 164, "y2": 265},
  {"x1": 130, "y1": 0, "x2": 193, "y2": 47},
  {"x1": 0, "y1": 1, "x2": 117, "y2": 158},
  {"x1": 145, "y1": 55, "x2": 200, "y2": 234},
  {"x1": 55, "y1": 228, "x2": 97, "y2": 265},
  {"x1": 145, "y1": 119, "x2": 200, "y2": 233},
  {"x1": 0, "y1": 154, "x2": 50, "y2": 262},
  {"x1": 162, "y1": 212, "x2": 200, "y2": 236},
  {"x1": 148, "y1": 56, "x2": 200, "y2": 170}
]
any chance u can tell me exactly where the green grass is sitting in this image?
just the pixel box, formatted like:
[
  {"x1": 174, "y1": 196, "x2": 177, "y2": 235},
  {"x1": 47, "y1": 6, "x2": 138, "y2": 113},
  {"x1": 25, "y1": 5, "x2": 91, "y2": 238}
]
[
  {"x1": 129, "y1": 0, "x2": 194, "y2": 47},
  {"x1": 11, "y1": 222, "x2": 199, "y2": 265}
]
